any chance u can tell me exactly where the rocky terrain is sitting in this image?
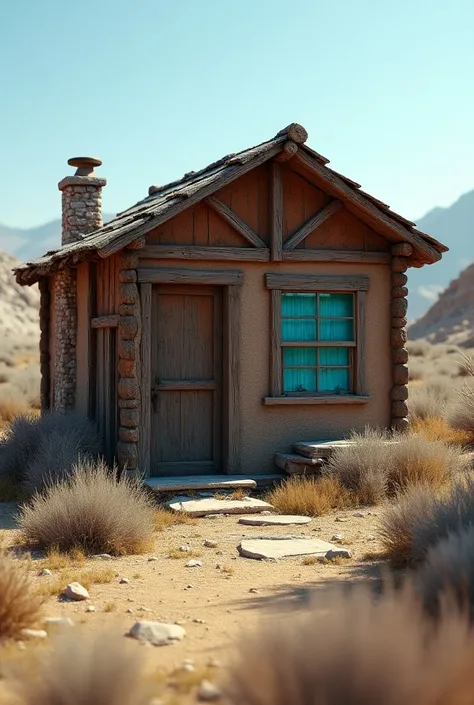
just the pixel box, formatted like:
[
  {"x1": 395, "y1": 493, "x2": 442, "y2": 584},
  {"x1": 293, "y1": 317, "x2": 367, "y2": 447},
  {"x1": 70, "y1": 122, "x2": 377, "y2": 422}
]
[
  {"x1": 0, "y1": 251, "x2": 39, "y2": 344},
  {"x1": 409, "y1": 261, "x2": 474, "y2": 346}
]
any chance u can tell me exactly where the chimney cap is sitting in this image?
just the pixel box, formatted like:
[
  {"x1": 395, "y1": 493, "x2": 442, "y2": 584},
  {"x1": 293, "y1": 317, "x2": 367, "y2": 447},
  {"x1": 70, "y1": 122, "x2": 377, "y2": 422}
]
[{"x1": 68, "y1": 156, "x2": 102, "y2": 168}]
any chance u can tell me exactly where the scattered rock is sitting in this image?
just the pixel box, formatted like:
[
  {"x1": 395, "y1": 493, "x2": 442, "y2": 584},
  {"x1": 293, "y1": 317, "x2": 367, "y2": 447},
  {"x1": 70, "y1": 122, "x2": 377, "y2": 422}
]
[
  {"x1": 148, "y1": 556, "x2": 159, "y2": 562},
  {"x1": 138, "y1": 606, "x2": 152, "y2": 612},
  {"x1": 181, "y1": 662, "x2": 195, "y2": 672},
  {"x1": 335, "y1": 517, "x2": 349, "y2": 523},
  {"x1": 91, "y1": 554, "x2": 113, "y2": 560},
  {"x1": 186, "y1": 560, "x2": 203, "y2": 568},
  {"x1": 39, "y1": 568, "x2": 52, "y2": 576},
  {"x1": 129, "y1": 621, "x2": 186, "y2": 646},
  {"x1": 44, "y1": 617, "x2": 74, "y2": 630},
  {"x1": 353, "y1": 512, "x2": 365, "y2": 518},
  {"x1": 239, "y1": 515, "x2": 312, "y2": 526},
  {"x1": 366, "y1": 534, "x2": 376, "y2": 541},
  {"x1": 325, "y1": 549, "x2": 352, "y2": 560},
  {"x1": 21, "y1": 629, "x2": 47, "y2": 640},
  {"x1": 204, "y1": 514, "x2": 222, "y2": 519},
  {"x1": 215, "y1": 564, "x2": 223, "y2": 570},
  {"x1": 17, "y1": 641, "x2": 26, "y2": 651},
  {"x1": 126, "y1": 608, "x2": 134, "y2": 613},
  {"x1": 249, "y1": 588, "x2": 259, "y2": 594},
  {"x1": 184, "y1": 584, "x2": 194, "y2": 590},
  {"x1": 85, "y1": 605, "x2": 96, "y2": 613},
  {"x1": 180, "y1": 545, "x2": 191, "y2": 552},
  {"x1": 198, "y1": 679, "x2": 222, "y2": 701},
  {"x1": 193, "y1": 618, "x2": 205, "y2": 624},
  {"x1": 119, "y1": 578, "x2": 130, "y2": 584},
  {"x1": 207, "y1": 658, "x2": 222, "y2": 668},
  {"x1": 204, "y1": 540, "x2": 218, "y2": 548},
  {"x1": 63, "y1": 582, "x2": 89, "y2": 601},
  {"x1": 260, "y1": 511, "x2": 272, "y2": 516},
  {"x1": 331, "y1": 533, "x2": 344, "y2": 543}
]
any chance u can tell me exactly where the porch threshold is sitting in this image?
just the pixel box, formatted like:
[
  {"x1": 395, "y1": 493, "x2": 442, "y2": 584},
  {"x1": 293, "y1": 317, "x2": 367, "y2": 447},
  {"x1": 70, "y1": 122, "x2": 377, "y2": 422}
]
[{"x1": 144, "y1": 474, "x2": 283, "y2": 493}]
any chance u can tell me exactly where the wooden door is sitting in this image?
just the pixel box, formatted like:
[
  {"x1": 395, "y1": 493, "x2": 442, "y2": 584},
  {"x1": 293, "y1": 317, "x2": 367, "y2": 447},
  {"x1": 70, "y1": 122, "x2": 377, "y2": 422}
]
[{"x1": 150, "y1": 285, "x2": 223, "y2": 476}]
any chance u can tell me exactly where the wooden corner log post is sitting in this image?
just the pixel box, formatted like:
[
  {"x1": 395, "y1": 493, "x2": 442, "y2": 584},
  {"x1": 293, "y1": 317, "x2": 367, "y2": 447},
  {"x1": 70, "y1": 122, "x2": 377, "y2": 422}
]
[
  {"x1": 39, "y1": 277, "x2": 51, "y2": 411},
  {"x1": 390, "y1": 242, "x2": 412, "y2": 432},
  {"x1": 116, "y1": 244, "x2": 142, "y2": 475}
]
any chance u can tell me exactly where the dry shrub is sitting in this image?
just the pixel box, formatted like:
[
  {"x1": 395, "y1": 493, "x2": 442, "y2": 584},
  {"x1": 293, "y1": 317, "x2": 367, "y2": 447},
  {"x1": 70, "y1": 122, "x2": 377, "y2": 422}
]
[
  {"x1": 408, "y1": 382, "x2": 451, "y2": 421},
  {"x1": 227, "y1": 584, "x2": 474, "y2": 705},
  {"x1": 326, "y1": 429, "x2": 464, "y2": 504},
  {"x1": 408, "y1": 360, "x2": 425, "y2": 381},
  {"x1": 19, "y1": 459, "x2": 155, "y2": 555},
  {"x1": 10, "y1": 632, "x2": 153, "y2": 705},
  {"x1": 266, "y1": 475, "x2": 355, "y2": 517},
  {"x1": 407, "y1": 339, "x2": 431, "y2": 357},
  {"x1": 381, "y1": 474, "x2": 474, "y2": 567},
  {"x1": 379, "y1": 485, "x2": 438, "y2": 567},
  {"x1": 0, "y1": 552, "x2": 43, "y2": 640},
  {"x1": 410, "y1": 417, "x2": 473, "y2": 447},
  {"x1": 416, "y1": 525, "x2": 474, "y2": 619},
  {"x1": 0, "y1": 411, "x2": 103, "y2": 494}
]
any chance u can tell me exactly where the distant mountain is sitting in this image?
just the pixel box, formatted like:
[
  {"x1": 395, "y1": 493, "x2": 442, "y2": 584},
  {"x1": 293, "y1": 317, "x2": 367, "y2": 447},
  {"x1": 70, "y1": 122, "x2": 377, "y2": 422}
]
[
  {"x1": 408, "y1": 190, "x2": 474, "y2": 320},
  {"x1": 0, "y1": 215, "x2": 115, "y2": 263},
  {"x1": 409, "y1": 261, "x2": 474, "y2": 346}
]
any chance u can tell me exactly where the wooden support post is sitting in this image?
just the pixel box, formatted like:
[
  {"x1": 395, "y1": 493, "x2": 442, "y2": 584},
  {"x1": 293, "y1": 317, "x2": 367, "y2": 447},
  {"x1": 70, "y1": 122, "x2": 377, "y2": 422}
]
[
  {"x1": 139, "y1": 283, "x2": 152, "y2": 477},
  {"x1": 270, "y1": 162, "x2": 283, "y2": 261}
]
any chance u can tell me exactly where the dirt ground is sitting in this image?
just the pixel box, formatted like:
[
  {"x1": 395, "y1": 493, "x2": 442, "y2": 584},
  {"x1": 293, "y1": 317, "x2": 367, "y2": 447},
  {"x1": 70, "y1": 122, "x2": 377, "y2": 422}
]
[{"x1": 0, "y1": 502, "x2": 385, "y2": 675}]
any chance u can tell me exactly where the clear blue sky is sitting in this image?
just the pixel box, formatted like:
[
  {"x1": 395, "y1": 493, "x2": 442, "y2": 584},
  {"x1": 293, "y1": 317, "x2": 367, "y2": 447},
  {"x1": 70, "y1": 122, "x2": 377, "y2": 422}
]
[{"x1": 1, "y1": 0, "x2": 473, "y2": 228}]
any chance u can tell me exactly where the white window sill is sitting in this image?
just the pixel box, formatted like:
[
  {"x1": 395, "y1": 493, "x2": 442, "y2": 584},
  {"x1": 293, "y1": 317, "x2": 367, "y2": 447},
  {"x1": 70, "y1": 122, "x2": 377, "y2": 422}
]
[{"x1": 262, "y1": 395, "x2": 371, "y2": 406}]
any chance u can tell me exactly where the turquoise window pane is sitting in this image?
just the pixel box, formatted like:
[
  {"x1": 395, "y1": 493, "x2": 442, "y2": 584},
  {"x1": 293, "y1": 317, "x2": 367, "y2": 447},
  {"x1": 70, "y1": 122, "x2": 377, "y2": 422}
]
[
  {"x1": 319, "y1": 347, "x2": 349, "y2": 366},
  {"x1": 283, "y1": 368, "x2": 317, "y2": 393},
  {"x1": 319, "y1": 293, "x2": 353, "y2": 317},
  {"x1": 319, "y1": 368, "x2": 350, "y2": 392},
  {"x1": 320, "y1": 319, "x2": 353, "y2": 341},
  {"x1": 282, "y1": 319, "x2": 317, "y2": 342},
  {"x1": 282, "y1": 293, "x2": 316, "y2": 316},
  {"x1": 283, "y1": 347, "x2": 317, "y2": 366}
]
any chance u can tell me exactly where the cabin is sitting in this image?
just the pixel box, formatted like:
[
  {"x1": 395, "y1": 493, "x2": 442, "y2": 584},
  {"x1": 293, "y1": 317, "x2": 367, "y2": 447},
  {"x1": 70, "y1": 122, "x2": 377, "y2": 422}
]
[{"x1": 14, "y1": 124, "x2": 447, "y2": 482}]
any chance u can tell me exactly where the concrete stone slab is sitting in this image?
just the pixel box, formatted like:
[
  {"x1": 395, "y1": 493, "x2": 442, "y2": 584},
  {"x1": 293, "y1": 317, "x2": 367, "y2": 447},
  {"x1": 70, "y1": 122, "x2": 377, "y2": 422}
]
[
  {"x1": 167, "y1": 496, "x2": 273, "y2": 517},
  {"x1": 145, "y1": 475, "x2": 257, "y2": 492},
  {"x1": 238, "y1": 515, "x2": 312, "y2": 526},
  {"x1": 238, "y1": 537, "x2": 339, "y2": 560}
]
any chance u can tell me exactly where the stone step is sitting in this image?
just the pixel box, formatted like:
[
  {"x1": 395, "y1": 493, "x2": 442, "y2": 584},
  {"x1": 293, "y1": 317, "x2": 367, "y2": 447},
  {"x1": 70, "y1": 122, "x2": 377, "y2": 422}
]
[
  {"x1": 274, "y1": 453, "x2": 324, "y2": 475},
  {"x1": 293, "y1": 440, "x2": 354, "y2": 460},
  {"x1": 166, "y1": 496, "x2": 274, "y2": 517},
  {"x1": 145, "y1": 474, "x2": 283, "y2": 493}
]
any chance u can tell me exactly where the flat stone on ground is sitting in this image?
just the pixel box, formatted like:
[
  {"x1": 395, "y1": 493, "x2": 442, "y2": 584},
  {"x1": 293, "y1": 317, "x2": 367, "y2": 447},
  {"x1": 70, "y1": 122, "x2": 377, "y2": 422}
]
[
  {"x1": 238, "y1": 537, "x2": 340, "y2": 560},
  {"x1": 129, "y1": 620, "x2": 186, "y2": 646},
  {"x1": 166, "y1": 496, "x2": 273, "y2": 517},
  {"x1": 238, "y1": 515, "x2": 312, "y2": 526}
]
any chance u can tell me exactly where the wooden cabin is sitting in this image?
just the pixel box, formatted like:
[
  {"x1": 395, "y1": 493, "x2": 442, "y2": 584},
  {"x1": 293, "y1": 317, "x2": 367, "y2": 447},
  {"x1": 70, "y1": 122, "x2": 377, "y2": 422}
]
[{"x1": 14, "y1": 123, "x2": 447, "y2": 481}]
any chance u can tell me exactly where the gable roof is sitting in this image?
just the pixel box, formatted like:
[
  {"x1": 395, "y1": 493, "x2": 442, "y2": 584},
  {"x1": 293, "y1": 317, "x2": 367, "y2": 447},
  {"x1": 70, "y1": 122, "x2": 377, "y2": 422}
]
[{"x1": 14, "y1": 123, "x2": 447, "y2": 284}]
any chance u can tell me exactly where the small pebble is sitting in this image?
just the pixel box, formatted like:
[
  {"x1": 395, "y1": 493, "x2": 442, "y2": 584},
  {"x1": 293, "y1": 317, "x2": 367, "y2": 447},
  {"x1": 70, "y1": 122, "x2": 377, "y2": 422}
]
[
  {"x1": 331, "y1": 533, "x2": 344, "y2": 543},
  {"x1": 21, "y1": 629, "x2": 48, "y2": 640},
  {"x1": 207, "y1": 657, "x2": 222, "y2": 668},
  {"x1": 353, "y1": 512, "x2": 365, "y2": 518},
  {"x1": 204, "y1": 514, "x2": 222, "y2": 519},
  {"x1": 193, "y1": 618, "x2": 206, "y2": 624},
  {"x1": 137, "y1": 606, "x2": 153, "y2": 612},
  {"x1": 335, "y1": 517, "x2": 349, "y2": 523},
  {"x1": 126, "y1": 608, "x2": 134, "y2": 613},
  {"x1": 198, "y1": 679, "x2": 222, "y2": 702},
  {"x1": 17, "y1": 641, "x2": 26, "y2": 651},
  {"x1": 215, "y1": 564, "x2": 223, "y2": 570},
  {"x1": 91, "y1": 554, "x2": 113, "y2": 560},
  {"x1": 186, "y1": 560, "x2": 203, "y2": 568},
  {"x1": 85, "y1": 605, "x2": 96, "y2": 613},
  {"x1": 184, "y1": 584, "x2": 194, "y2": 590},
  {"x1": 181, "y1": 663, "x2": 195, "y2": 672},
  {"x1": 119, "y1": 578, "x2": 130, "y2": 584},
  {"x1": 325, "y1": 548, "x2": 352, "y2": 560},
  {"x1": 249, "y1": 588, "x2": 259, "y2": 594},
  {"x1": 148, "y1": 556, "x2": 159, "y2": 562},
  {"x1": 204, "y1": 540, "x2": 218, "y2": 548},
  {"x1": 180, "y1": 545, "x2": 191, "y2": 552},
  {"x1": 39, "y1": 568, "x2": 52, "y2": 576}
]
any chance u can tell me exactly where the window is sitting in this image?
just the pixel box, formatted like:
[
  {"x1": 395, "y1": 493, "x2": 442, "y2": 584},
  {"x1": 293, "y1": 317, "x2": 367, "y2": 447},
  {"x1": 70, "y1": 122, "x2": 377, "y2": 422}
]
[
  {"x1": 281, "y1": 293, "x2": 354, "y2": 394},
  {"x1": 265, "y1": 273, "x2": 369, "y2": 405}
]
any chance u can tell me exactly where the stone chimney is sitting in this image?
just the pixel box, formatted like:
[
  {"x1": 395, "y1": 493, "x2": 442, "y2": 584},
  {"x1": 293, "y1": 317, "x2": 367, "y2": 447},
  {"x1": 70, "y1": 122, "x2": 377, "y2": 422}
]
[{"x1": 58, "y1": 157, "x2": 107, "y2": 245}]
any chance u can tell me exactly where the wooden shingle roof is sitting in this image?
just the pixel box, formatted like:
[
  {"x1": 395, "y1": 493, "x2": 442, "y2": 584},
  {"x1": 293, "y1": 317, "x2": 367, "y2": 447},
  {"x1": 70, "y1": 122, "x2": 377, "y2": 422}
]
[{"x1": 14, "y1": 123, "x2": 447, "y2": 284}]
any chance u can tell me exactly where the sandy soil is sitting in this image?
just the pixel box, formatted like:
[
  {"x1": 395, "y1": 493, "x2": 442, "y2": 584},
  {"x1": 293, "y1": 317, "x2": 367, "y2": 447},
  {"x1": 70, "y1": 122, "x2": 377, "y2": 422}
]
[{"x1": 0, "y1": 502, "x2": 385, "y2": 675}]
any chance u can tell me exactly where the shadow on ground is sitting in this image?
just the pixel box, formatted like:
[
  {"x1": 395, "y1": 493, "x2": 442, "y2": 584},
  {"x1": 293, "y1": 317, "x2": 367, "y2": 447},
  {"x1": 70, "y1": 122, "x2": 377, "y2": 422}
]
[{"x1": 0, "y1": 502, "x2": 19, "y2": 530}]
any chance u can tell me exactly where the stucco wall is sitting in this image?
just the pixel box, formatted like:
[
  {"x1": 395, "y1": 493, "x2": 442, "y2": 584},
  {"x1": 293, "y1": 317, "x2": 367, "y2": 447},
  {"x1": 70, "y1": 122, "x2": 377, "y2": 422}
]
[{"x1": 138, "y1": 258, "x2": 392, "y2": 474}]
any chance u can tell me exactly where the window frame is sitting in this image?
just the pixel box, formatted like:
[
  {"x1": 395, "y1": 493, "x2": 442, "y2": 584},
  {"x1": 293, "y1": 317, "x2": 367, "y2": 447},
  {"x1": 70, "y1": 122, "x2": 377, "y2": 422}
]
[{"x1": 265, "y1": 273, "x2": 370, "y2": 405}]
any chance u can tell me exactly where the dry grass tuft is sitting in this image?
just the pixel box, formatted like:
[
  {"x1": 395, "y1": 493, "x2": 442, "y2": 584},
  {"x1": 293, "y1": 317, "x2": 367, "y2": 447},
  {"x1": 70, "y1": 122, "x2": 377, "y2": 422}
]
[
  {"x1": 410, "y1": 417, "x2": 474, "y2": 447},
  {"x1": 227, "y1": 583, "x2": 474, "y2": 705},
  {"x1": 0, "y1": 411, "x2": 102, "y2": 494},
  {"x1": 19, "y1": 459, "x2": 155, "y2": 556},
  {"x1": 39, "y1": 546, "x2": 86, "y2": 571},
  {"x1": 154, "y1": 507, "x2": 196, "y2": 531},
  {"x1": 34, "y1": 565, "x2": 115, "y2": 598},
  {"x1": 266, "y1": 475, "x2": 355, "y2": 517},
  {"x1": 0, "y1": 551, "x2": 43, "y2": 640},
  {"x1": 302, "y1": 556, "x2": 317, "y2": 566},
  {"x1": 168, "y1": 548, "x2": 202, "y2": 560},
  {"x1": 8, "y1": 632, "x2": 154, "y2": 705}
]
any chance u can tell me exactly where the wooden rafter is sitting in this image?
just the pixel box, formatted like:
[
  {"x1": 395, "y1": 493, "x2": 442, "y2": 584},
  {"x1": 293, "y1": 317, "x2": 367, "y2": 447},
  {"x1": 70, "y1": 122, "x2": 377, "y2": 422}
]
[
  {"x1": 284, "y1": 200, "x2": 343, "y2": 251},
  {"x1": 205, "y1": 195, "x2": 267, "y2": 249},
  {"x1": 270, "y1": 162, "x2": 283, "y2": 261}
]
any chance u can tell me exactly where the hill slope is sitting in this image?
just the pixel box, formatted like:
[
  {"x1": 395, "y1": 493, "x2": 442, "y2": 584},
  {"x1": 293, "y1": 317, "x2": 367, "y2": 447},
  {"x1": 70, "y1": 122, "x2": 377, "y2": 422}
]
[{"x1": 0, "y1": 250, "x2": 39, "y2": 343}]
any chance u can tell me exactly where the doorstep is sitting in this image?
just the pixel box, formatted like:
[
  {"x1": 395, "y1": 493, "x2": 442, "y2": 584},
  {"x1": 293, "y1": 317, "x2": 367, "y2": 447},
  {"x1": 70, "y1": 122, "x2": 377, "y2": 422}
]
[{"x1": 144, "y1": 474, "x2": 284, "y2": 493}]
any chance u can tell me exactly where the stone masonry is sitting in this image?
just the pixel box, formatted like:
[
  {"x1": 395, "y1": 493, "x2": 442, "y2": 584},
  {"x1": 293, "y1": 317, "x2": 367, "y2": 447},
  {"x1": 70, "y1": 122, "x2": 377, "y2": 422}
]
[{"x1": 53, "y1": 162, "x2": 106, "y2": 412}]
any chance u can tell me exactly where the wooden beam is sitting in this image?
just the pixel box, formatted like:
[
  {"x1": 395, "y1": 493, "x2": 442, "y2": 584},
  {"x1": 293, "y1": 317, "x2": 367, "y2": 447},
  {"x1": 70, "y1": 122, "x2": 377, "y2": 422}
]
[
  {"x1": 205, "y1": 196, "x2": 267, "y2": 248},
  {"x1": 139, "y1": 283, "x2": 152, "y2": 477},
  {"x1": 355, "y1": 291, "x2": 367, "y2": 395},
  {"x1": 284, "y1": 200, "x2": 343, "y2": 251},
  {"x1": 90, "y1": 314, "x2": 119, "y2": 328},
  {"x1": 138, "y1": 268, "x2": 243, "y2": 286},
  {"x1": 282, "y1": 249, "x2": 390, "y2": 264},
  {"x1": 293, "y1": 150, "x2": 441, "y2": 263},
  {"x1": 224, "y1": 285, "x2": 241, "y2": 473},
  {"x1": 270, "y1": 289, "x2": 282, "y2": 396},
  {"x1": 139, "y1": 245, "x2": 270, "y2": 262},
  {"x1": 154, "y1": 380, "x2": 217, "y2": 391},
  {"x1": 263, "y1": 395, "x2": 370, "y2": 406},
  {"x1": 270, "y1": 162, "x2": 283, "y2": 261},
  {"x1": 275, "y1": 141, "x2": 298, "y2": 162},
  {"x1": 265, "y1": 273, "x2": 370, "y2": 291}
]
